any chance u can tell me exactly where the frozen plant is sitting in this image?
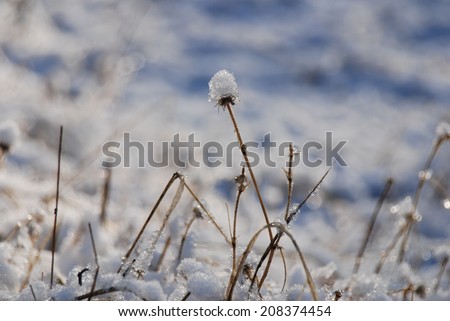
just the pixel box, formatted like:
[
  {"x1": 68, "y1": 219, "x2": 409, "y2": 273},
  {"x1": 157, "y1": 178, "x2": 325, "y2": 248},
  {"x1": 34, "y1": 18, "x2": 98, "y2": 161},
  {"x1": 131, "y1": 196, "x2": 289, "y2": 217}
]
[
  {"x1": 208, "y1": 69, "x2": 273, "y2": 242},
  {"x1": 208, "y1": 69, "x2": 240, "y2": 109}
]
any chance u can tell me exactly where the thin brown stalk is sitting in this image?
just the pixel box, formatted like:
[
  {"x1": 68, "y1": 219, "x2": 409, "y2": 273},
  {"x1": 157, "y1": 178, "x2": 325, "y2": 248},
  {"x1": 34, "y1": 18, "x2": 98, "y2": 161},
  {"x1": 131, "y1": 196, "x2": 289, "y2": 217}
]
[
  {"x1": 29, "y1": 284, "x2": 37, "y2": 301},
  {"x1": 226, "y1": 222, "x2": 318, "y2": 301},
  {"x1": 99, "y1": 166, "x2": 112, "y2": 224},
  {"x1": 151, "y1": 178, "x2": 184, "y2": 250},
  {"x1": 87, "y1": 223, "x2": 99, "y2": 301},
  {"x1": 75, "y1": 287, "x2": 146, "y2": 301},
  {"x1": 183, "y1": 180, "x2": 231, "y2": 245},
  {"x1": 352, "y1": 178, "x2": 393, "y2": 276},
  {"x1": 375, "y1": 222, "x2": 409, "y2": 274},
  {"x1": 255, "y1": 166, "x2": 332, "y2": 292},
  {"x1": 279, "y1": 247, "x2": 288, "y2": 293},
  {"x1": 225, "y1": 168, "x2": 248, "y2": 296},
  {"x1": 232, "y1": 168, "x2": 247, "y2": 274},
  {"x1": 177, "y1": 213, "x2": 197, "y2": 262},
  {"x1": 333, "y1": 290, "x2": 343, "y2": 301},
  {"x1": 50, "y1": 125, "x2": 63, "y2": 289},
  {"x1": 226, "y1": 224, "x2": 273, "y2": 301},
  {"x1": 284, "y1": 143, "x2": 294, "y2": 221},
  {"x1": 21, "y1": 222, "x2": 55, "y2": 290},
  {"x1": 181, "y1": 291, "x2": 191, "y2": 301},
  {"x1": 117, "y1": 172, "x2": 180, "y2": 273},
  {"x1": 398, "y1": 135, "x2": 449, "y2": 263},
  {"x1": 434, "y1": 256, "x2": 448, "y2": 293},
  {"x1": 278, "y1": 224, "x2": 318, "y2": 301},
  {"x1": 225, "y1": 103, "x2": 273, "y2": 241},
  {"x1": 153, "y1": 236, "x2": 172, "y2": 272}
]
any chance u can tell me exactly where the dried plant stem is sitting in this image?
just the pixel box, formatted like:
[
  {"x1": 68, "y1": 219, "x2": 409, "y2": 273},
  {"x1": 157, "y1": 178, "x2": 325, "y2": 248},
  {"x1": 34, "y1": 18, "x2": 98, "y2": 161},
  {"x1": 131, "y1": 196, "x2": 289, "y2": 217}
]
[
  {"x1": 119, "y1": 172, "x2": 230, "y2": 274},
  {"x1": 257, "y1": 144, "x2": 296, "y2": 290},
  {"x1": 117, "y1": 172, "x2": 180, "y2": 273},
  {"x1": 374, "y1": 223, "x2": 408, "y2": 274},
  {"x1": 29, "y1": 284, "x2": 37, "y2": 301},
  {"x1": 284, "y1": 144, "x2": 294, "y2": 221},
  {"x1": 225, "y1": 103, "x2": 273, "y2": 242},
  {"x1": 75, "y1": 287, "x2": 145, "y2": 301},
  {"x1": 99, "y1": 166, "x2": 112, "y2": 224},
  {"x1": 50, "y1": 125, "x2": 63, "y2": 289},
  {"x1": 150, "y1": 179, "x2": 184, "y2": 250},
  {"x1": 352, "y1": 178, "x2": 393, "y2": 276},
  {"x1": 434, "y1": 256, "x2": 449, "y2": 293},
  {"x1": 279, "y1": 247, "x2": 288, "y2": 293},
  {"x1": 21, "y1": 218, "x2": 55, "y2": 290},
  {"x1": 183, "y1": 180, "x2": 231, "y2": 245},
  {"x1": 153, "y1": 236, "x2": 172, "y2": 272},
  {"x1": 87, "y1": 223, "x2": 99, "y2": 301},
  {"x1": 226, "y1": 222, "x2": 318, "y2": 301},
  {"x1": 181, "y1": 292, "x2": 191, "y2": 301},
  {"x1": 376, "y1": 136, "x2": 449, "y2": 270},
  {"x1": 232, "y1": 168, "x2": 246, "y2": 273},
  {"x1": 178, "y1": 213, "x2": 197, "y2": 262},
  {"x1": 225, "y1": 168, "x2": 247, "y2": 295},
  {"x1": 251, "y1": 232, "x2": 281, "y2": 291},
  {"x1": 255, "y1": 166, "x2": 332, "y2": 292},
  {"x1": 398, "y1": 138, "x2": 445, "y2": 263}
]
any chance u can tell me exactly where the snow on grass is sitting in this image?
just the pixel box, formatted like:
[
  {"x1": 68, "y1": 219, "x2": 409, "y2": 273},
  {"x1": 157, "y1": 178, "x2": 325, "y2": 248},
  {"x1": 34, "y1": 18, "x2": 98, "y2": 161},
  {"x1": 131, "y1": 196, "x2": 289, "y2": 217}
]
[{"x1": 0, "y1": 0, "x2": 450, "y2": 301}]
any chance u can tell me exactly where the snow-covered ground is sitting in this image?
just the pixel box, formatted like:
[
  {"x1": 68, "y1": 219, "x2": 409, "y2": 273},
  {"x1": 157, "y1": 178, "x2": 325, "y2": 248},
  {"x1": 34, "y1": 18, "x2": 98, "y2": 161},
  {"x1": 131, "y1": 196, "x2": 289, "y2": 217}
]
[{"x1": 1, "y1": 0, "x2": 450, "y2": 300}]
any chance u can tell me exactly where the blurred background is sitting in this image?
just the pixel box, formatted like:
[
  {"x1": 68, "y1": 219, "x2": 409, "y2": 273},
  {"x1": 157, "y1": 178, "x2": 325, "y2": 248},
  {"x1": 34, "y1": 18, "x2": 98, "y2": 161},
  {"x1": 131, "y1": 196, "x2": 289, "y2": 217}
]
[
  {"x1": 1, "y1": 0, "x2": 450, "y2": 298},
  {"x1": 2, "y1": 0, "x2": 449, "y2": 189}
]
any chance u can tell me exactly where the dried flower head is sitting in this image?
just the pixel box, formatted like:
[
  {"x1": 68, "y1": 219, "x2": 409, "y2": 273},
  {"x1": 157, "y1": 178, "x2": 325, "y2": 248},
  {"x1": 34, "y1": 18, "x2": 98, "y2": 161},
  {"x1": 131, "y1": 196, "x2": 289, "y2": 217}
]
[{"x1": 208, "y1": 69, "x2": 239, "y2": 109}]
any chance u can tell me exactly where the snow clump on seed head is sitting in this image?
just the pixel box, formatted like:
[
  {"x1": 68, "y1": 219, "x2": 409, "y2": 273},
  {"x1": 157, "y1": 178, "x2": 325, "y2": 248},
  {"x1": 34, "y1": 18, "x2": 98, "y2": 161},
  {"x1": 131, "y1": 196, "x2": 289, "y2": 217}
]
[
  {"x1": 208, "y1": 69, "x2": 239, "y2": 109},
  {"x1": 0, "y1": 120, "x2": 21, "y2": 154}
]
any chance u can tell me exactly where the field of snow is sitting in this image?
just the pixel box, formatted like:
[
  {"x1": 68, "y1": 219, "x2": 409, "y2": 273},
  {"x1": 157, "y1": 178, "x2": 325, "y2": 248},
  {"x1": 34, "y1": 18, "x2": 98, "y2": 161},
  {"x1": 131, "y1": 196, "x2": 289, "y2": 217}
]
[{"x1": 1, "y1": 0, "x2": 450, "y2": 300}]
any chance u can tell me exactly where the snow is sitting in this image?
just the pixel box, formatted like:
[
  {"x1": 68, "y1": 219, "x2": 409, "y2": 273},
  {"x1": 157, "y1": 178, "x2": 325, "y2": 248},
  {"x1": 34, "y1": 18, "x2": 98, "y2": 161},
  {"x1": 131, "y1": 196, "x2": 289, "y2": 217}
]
[
  {"x1": 1, "y1": 0, "x2": 450, "y2": 301},
  {"x1": 436, "y1": 122, "x2": 450, "y2": 138},
  {"x1": 0, "y1": 120, "x2": 20, "y2": 153},
  {"x1": 208, "y1": 69, "x2": 240, "y2": 107}
]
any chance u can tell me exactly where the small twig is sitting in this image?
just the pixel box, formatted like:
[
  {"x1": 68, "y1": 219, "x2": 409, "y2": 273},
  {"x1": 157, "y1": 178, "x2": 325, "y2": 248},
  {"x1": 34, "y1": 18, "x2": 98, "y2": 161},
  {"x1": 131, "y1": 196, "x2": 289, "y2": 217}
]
[
  {"x1": 87, "y1": 223, "x2": 99, "y2": 301},
  {"x1": 226, "y1": 103, "x2": 273, "y2": 242},
  {"x1": 225, "y1": 168, "x2": 248, "y2": 296},
  {"x1": 153, "y1": 236, "x2": 172, "y2": 272},
  {"x1": 279, "y1": 247, "x2": 288, "y2": 293},
  {"x1": 226, "y1": 222, "x2": 318, "y2": 301},
  {"x1": 333, "y1": 290, "x2": 343, "y2": 301},
  {"x1": 150, "y1": 179, "x2": 184, "y2": 253},
  {"x1": 50, "y1": 125, "x2": 63, "y2": 289},
  {"x1": 177, "y1": 213, "x2": 197, "y2": 263},
  {"x1": 284, "y1": 143, "x2": 294, "y2": 221},
  {"x1": 434, "y1": 256, "x2": 449, "y2": 293},
  {"x1": 183, "y1": 180, "x2": 231, "y2": 245},
  {"x1": 77, "y1": 268, "x2": 90, "y2": 286},
  {"x1": 99, "y1": 166, "x2": 112, "y2": 224},
  {"x1": 375, "y1": 223, "x2": 409, "y2": 274},
  {"x1": 297, "y1": 165, "x2": 333, "y2": 212},
  {"x1": 181, "y1": 291, "x2": 191, "y2": 301},
  {"x1": 231, "y1": 168, "x2": 247, "y2": 279},
  {"x1": 75, "y1": 287, "x2": 146, "y2": 301},
  {"x1": 398, "y1": 135, "x2": 449, "y2": 263},
  {"x1": 352, "y1": 178, "x2": 393, "y2": 276},
  {"x1": 29, "y1": 284, "x2": 37, "y2": 301},
  {"x1": 256, "y1": 166, "x2": 332, "y2": 292},
  {"x1": 117, "y1": 172, "x2": 180, "y2": 273}
]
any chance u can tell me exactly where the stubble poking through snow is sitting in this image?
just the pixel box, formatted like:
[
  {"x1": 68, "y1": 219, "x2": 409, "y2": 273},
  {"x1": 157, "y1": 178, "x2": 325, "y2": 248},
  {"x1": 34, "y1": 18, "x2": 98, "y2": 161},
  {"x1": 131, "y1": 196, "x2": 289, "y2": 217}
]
[{"x1": 208, "y1": 69, "x2": 240, "y2": 109}]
